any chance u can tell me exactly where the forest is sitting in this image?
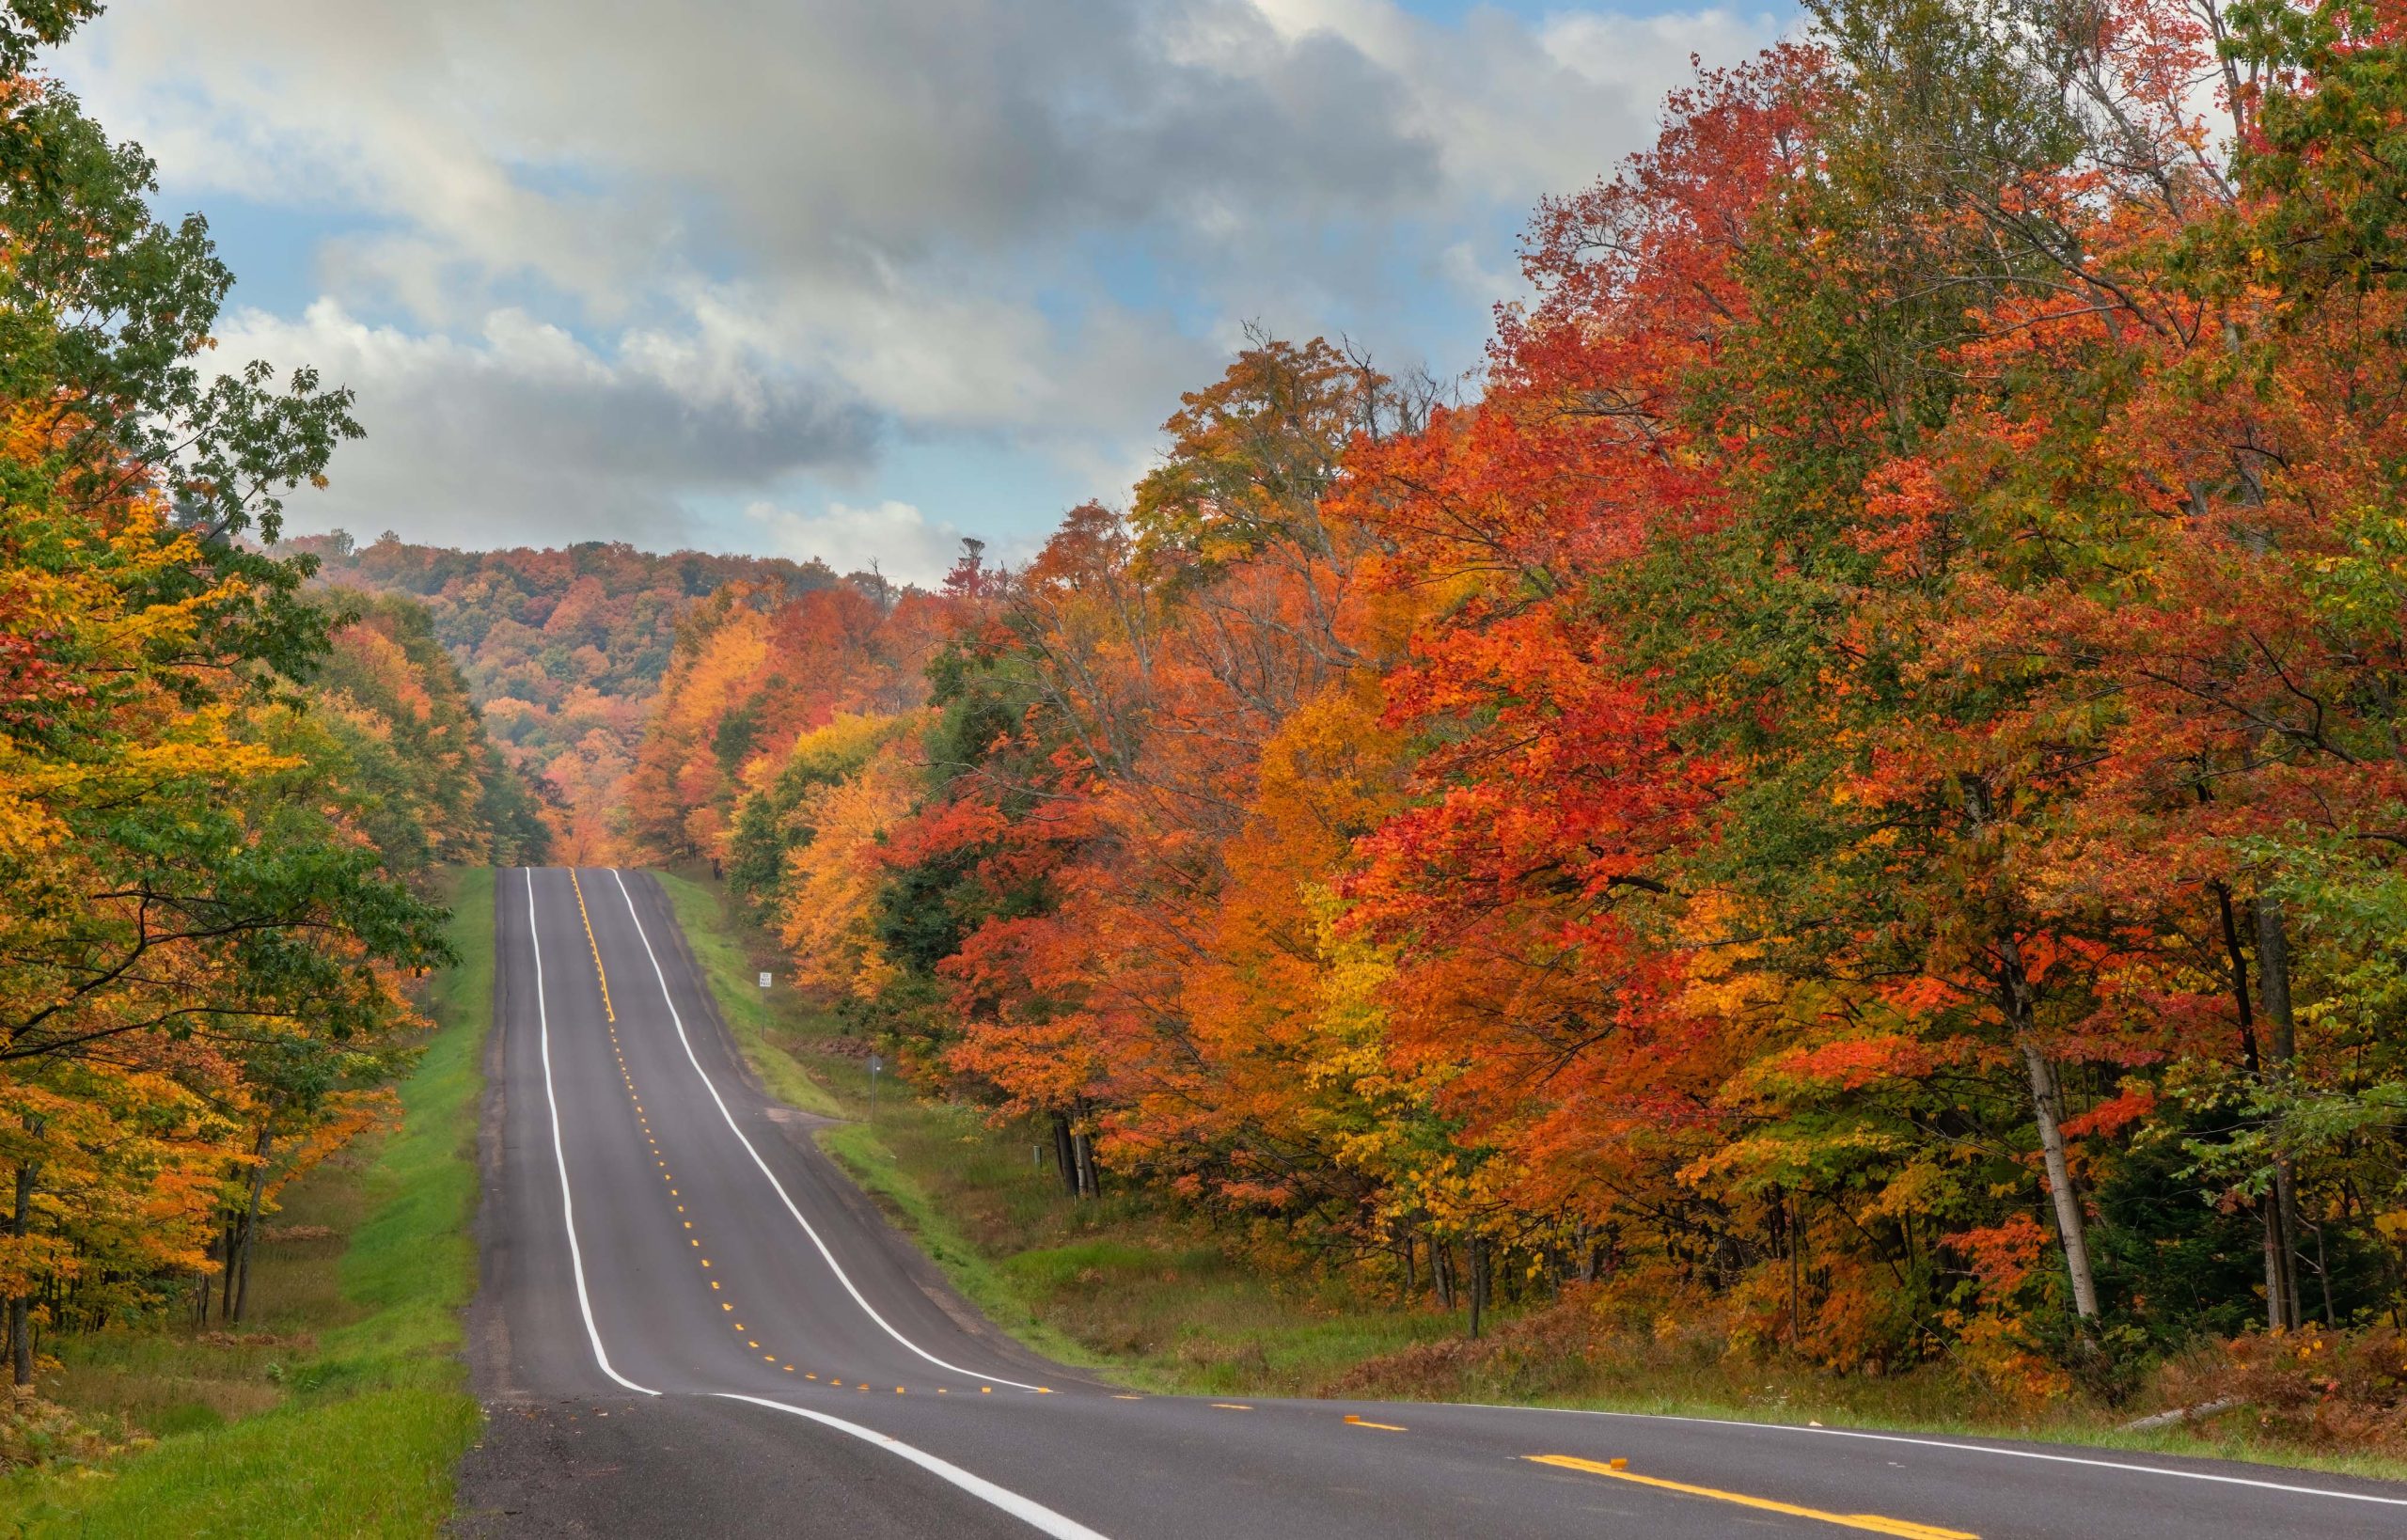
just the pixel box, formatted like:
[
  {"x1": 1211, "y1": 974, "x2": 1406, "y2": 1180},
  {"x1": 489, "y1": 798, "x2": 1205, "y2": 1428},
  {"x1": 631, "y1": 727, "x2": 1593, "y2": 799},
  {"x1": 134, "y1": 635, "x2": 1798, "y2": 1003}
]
[
  {"x1": 590, "y1": 0, "x2": 2407, "y2": 1406},
  {"x1": 6, "y1": 0, "x2": 2407, "y2": 1430},
  {"x1": 289, "y1": 535, "x2": 861, "y2": 861}
]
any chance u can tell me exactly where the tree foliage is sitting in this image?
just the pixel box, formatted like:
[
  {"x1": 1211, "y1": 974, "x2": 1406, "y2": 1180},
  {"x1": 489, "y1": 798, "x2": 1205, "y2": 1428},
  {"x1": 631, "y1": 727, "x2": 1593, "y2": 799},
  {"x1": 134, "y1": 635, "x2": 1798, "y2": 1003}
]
[
  {"x1": 0, "y1": 8, "x2": 543, "y2": 1374},
  {"x1": 621, "y1": 0, "x2": 2407, "y2": 1392}
]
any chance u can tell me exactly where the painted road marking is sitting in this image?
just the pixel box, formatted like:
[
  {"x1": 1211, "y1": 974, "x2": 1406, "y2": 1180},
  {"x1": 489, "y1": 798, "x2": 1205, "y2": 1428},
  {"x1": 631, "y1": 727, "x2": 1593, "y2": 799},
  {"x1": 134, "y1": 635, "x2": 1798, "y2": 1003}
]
[
  {"x1": 1495, "y1": 1407, "x2": 2407, "y2": 1513},
  {"x1": 1345, "y1": 1415, "x2": 1407, "y2": 1431},
  {"x1": 720, "y1": 1395, "x2": 1111, "y2": 1540},
  {"x1": 524, "y1": 870, "x2": 656, "y2": 1397},
  {"x1": 1527, "y1": 1455, "x2": 1974, "y2": 1539},
  {"x1": 566, "y1": 869, "x2": 617, "y2": 1022},
  {"x1": 608, "y1": 943, "x2": 920, "y2": 1397},
  {"x1": 1211, "y1": 1404, "x2": 1253, "y2": 1411},
  {"x1": 606, "y1": 868, "x2": 1047, "y2": 1393}
]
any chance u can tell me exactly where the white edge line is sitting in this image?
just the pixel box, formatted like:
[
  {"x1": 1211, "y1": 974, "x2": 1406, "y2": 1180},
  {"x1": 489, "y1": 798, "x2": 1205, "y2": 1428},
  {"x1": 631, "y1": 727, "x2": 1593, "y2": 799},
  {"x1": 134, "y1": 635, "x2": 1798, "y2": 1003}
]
[
  {"x1": 606, "y1": 868, "x2": 1048, "y2": 1392},
  {"x1": 718, "y1": 1394, "x2": 1110, "y2": 1539},
  {"x1": 527, "y1": 869, "x2": 658, "y2": 1397},
  {"x1": 1459, "y1": 1403, "x2": 2407, "y2": 1508}
]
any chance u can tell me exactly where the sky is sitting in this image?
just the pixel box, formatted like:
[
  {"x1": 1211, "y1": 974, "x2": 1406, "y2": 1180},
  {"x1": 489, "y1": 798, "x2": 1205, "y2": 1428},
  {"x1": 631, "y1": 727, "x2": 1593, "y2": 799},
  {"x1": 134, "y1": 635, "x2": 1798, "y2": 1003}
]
[{"x1": 57, "y1": 0, "x2": 1786, "y2": 585}]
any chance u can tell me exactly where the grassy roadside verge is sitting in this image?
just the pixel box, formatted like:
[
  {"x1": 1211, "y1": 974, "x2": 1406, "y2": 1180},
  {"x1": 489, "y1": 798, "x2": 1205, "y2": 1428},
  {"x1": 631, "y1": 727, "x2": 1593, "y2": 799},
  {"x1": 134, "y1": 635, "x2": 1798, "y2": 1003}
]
[
  {"x1": 0, "y1": 868, "x2": 496, "y2": 1537},
  {"x1": 658, "y1": 869, "x2": 2407, "y2": 1483}
]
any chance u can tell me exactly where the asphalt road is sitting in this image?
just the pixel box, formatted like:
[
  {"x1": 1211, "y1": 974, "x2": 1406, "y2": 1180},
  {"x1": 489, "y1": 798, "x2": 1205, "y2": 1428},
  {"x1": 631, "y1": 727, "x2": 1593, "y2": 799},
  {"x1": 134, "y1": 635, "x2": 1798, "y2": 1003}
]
[{"x1": 451, "y1": 867, "x2": 2407, "y2": 1538}]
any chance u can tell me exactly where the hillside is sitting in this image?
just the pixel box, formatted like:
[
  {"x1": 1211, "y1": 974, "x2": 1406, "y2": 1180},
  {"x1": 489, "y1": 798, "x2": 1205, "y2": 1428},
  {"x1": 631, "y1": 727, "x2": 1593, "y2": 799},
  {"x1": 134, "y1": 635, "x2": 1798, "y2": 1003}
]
[{"x1": 284, "y1": 534, "x2": 867, "y2": 857}]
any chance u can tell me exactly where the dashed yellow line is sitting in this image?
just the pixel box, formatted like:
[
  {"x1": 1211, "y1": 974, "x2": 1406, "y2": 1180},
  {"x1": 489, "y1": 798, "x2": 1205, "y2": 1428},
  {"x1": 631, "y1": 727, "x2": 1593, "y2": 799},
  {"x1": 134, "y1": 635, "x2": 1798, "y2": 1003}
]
[
  {"x1": 1525, "y1": 1455, "x2": 1977, "y2": 1539},
  {"x1": 568, "y1": 869, "x2": 616, "y2": 1021},
  {"x1": 1345, "y1": 1414, "x2": 1407, "y2": 1431},
  {"x1": 579, "y1": 907, "x2": 968, "y2": 1405}
]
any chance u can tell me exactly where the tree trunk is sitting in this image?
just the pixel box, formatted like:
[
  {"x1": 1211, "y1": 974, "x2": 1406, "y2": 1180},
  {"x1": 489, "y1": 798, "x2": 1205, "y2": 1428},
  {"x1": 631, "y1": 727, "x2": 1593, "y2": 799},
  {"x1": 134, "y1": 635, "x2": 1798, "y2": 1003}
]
[
  {"x1": 2313, "y1": 1219, "x2": 2335, "y2": 1325},
  {"x1": 219, "y1": 1218, "x2": 240, "y2": 1321},
  {"x1": 1073, "y1": 1130, "x2": 1100, "y2": 1201},
  {"x1": 1780, "y1": 1188, "x2": 1803, "y2": 1346},
  {"x1": 1962, "y1": 774, "x2": 2100, "y2": 1325},
  {"x1": 232, "y1": 1128, "x2": 274, "y2": 1325},
  {"x1": 9, "y1": 1152, "x2": 35, "y2": 1389},
  {"x1": 1467, "y1": 1235, "x2": 1487, "y2": 1341},
  {"x1": 2001, "y1": 935, "x2": 2100, "y2": 1325},
  {"x1": 2213, "y1": 883, "x2": 2291, "y2": 1329},
  {"x1": 2256, "y1": 897, "x2": 2297, "y2": 1065},
  {"x1": 1433, "y1": 1242, "x2": 1454, "y2": 1311},
  {"x1": 2256, "y1": 897, "x2": 2305, "y2": 1330},
  {"x1": 1048, "y1": 1112, "x2": 1078, "y2": 1199},
  {"x1": 2021, "y1": 1040, "x2": 2101, "y2": 1322},
  {"x1": 2263, "y1": 1211, "x2": 2294, "y2": 1332},
  {"x1": 2213, "y1": 883, "x2": 2261, "y2": 1074}
]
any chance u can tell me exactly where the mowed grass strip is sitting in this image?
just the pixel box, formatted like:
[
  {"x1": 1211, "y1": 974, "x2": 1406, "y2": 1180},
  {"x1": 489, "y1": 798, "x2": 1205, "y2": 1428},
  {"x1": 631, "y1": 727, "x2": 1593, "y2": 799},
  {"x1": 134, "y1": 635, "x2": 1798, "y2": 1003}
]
[
  {"x1": 0, "y1": 868, "x2": 496, "y2": 1537},
  {"x1": 654, "y1": 871, "x2": 841, "y2": 1117}
]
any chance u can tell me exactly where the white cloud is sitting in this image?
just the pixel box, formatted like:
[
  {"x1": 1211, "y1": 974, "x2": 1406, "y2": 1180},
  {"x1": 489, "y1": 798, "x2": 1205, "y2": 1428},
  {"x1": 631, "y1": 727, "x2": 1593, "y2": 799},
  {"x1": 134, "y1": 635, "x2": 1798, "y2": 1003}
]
[
  {"x1": 59, "y1": 0, "x2": 1786, "y2": 555},
  {"x1": 742, "y1": 498, "x2": 982, "y2": 589}
]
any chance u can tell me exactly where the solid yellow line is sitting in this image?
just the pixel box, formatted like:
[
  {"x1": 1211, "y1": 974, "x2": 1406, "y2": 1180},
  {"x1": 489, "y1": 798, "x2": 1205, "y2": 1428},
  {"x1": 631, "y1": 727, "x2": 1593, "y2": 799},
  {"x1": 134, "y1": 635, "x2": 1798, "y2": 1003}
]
[
  {"x1": 568, "y1": 869, "x2": 616, "y2": 1021},
  {"x1": 1344, "y1": 1414, "x2": 1408, "y2": 1431},
  {"x1": 1525, "y1": 1456, "x2": 1978, "y2": 1540}
]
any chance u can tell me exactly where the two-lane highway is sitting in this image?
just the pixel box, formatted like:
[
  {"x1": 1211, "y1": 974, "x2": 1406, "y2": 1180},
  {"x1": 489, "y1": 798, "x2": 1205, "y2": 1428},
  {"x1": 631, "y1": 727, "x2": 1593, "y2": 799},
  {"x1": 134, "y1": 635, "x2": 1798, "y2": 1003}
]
[{"x1": 451, "y1": 868, "x2": 2407, "y2": 1537}]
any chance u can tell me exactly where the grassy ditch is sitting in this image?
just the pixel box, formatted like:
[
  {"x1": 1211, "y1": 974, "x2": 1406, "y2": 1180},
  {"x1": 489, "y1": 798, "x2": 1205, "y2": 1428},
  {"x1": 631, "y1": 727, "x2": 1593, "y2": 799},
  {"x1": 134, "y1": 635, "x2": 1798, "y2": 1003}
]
[
  {"x1": 0, "y1": 868, "x2": 496, "y2": 1537},
  {"x1": 657, "y1": 869, "x2": 2407, "y2": 1482}
]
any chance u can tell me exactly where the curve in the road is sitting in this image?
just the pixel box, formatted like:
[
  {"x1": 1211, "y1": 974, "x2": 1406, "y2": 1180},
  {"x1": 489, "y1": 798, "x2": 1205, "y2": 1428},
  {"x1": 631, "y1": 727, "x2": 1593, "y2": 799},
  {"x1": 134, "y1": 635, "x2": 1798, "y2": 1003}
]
[
  {"x1": 602, "y1": 867, "x2": 1050, "y2": 1393},
  {"x1": 453, "y1": 866, "x2": 2407, "y2": 1540}
]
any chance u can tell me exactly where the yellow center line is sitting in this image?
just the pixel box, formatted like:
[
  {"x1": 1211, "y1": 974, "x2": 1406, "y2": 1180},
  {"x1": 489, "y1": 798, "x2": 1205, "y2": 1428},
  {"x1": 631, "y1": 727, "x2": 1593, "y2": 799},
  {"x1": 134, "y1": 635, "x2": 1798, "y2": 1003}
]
[
  {"x1": 567, "y1": 869, "x2": 616, "y2": 1021},
  {"x1": 1344, "y1": 1414, "x2": 1407, "y2": 1431},
  {"x1": 580, "y1": 883, "x2": 814, "y2": 1394},
  {"x1": 1525, "y1": 1456, "x2": 1978, "y2": 1540}
]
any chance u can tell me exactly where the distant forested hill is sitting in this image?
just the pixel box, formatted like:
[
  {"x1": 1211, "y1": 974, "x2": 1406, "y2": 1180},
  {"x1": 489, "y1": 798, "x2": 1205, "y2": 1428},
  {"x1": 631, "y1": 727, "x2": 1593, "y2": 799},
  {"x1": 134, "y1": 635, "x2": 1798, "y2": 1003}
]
[{"x1": 284, "y1": 533, "x2": 863, "y2": 856}]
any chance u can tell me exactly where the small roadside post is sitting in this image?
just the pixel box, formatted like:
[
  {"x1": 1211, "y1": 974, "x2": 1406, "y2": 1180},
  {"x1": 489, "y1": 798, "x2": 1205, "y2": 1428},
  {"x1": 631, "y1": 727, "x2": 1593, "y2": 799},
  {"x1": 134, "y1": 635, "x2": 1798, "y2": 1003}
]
[
  {"x1": 756, "y1": 971, "x2": 771, "y2": 1046},
  {"x1": 868, "y1": 1053, "x2": 883, "y2": 1121}
]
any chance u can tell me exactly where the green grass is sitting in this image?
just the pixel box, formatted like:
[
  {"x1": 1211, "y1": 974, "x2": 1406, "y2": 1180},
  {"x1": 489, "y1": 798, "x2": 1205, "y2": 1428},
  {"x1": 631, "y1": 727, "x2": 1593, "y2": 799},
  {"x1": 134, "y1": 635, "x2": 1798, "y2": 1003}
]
[
  {"x1": 660, "y1": 869, "x2": 2407, "y2": 1483},
  {"x1": 655, "y1": 872, "x2": 840, "y2": 1117},
  {"x1": 0, "y1": 868, "x2": 496, "y2": 1537}
]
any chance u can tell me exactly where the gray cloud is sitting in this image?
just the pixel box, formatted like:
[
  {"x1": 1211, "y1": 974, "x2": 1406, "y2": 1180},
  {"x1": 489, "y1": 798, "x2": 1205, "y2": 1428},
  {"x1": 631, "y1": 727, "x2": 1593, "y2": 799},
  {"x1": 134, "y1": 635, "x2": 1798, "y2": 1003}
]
[{"x1": 222, "y1": 303, "x2": 875, "y2": 548}]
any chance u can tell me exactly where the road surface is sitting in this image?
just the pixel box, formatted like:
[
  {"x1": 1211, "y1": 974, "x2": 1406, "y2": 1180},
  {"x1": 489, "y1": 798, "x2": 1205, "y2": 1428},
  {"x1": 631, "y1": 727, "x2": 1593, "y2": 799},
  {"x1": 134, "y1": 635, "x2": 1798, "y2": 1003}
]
[{"x1": 451, "y1": 867, "x2": 2407, "y2": 1538}]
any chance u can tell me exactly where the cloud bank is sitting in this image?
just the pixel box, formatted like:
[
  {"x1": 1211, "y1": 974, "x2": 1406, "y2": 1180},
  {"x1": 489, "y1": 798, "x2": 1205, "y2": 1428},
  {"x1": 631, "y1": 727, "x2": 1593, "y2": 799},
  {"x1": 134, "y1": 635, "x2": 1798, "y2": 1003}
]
[{"x1": 61, "y1": 0, "x2": 1784, "y2": 563}]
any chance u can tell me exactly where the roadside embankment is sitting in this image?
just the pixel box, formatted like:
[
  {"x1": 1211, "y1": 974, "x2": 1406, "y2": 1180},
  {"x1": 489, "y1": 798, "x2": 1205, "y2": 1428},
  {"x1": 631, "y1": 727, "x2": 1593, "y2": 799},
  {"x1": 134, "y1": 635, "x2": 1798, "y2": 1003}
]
[{"x1": 0, "y1": 869, "x2": 496, "y2": 1537}]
